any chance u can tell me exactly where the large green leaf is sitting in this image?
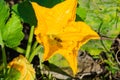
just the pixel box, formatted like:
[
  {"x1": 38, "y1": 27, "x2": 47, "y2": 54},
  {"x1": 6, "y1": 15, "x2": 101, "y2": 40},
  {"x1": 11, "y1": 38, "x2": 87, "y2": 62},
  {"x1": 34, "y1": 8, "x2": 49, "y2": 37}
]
[
  {"x1": 2, "y1": 12, "x2": 24, "y2": 48},
  {"x1": 0, "y1": 0, "x2": 9, "y2": 46},
  {"x1": 30, "y1": 0, "x2": 63, "y2": 8},
  {"x1": 76, "y1": 7, "x2": 86, "y2": 21},
  {"x1": 78, "y1": 0, "x2": 120, "y2": 55},
  {"x1": 49, "y1": 54, "x2": 69, "y2": 68},
  {"x1": 49, "y1": 54, "x2": 71, "y2": 76},
  {"x1": 81, "y1": 40, "x2": 102, "y2": 56},
  {"x1": 0, "y1": 0, "x2": 24, "y2": 48},
  {"x1": 12, "y1": 1, "x2": 37, "y2": 26}
]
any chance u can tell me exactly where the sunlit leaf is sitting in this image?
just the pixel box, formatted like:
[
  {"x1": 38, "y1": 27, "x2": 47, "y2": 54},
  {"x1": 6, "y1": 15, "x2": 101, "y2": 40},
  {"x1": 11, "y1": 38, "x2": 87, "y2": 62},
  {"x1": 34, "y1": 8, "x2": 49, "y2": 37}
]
[
  {"x1": 76, "y1": 7, "x2": 86, "y2": 21},
  {"x1": 78, "y1": 0, "x2": 120, "y2": 55},
  {"x1": 0, "y1": 0, "x2": 9, "y2": 29},
  {"x1": 0, "y1": 0, "x2": 24, "y2": 48},
  {"x1": 81, "y1": 40, "x2": 102, "y2": 56},
  {"x1": 0, "y1": 0, "x2": 9, "y2": 46},
  {"x1": 2, "y1": 12, "x2": 24, "y2": 48},
  {"x1": 49, "y1": 54, "x2": 69, "y2": 68}
]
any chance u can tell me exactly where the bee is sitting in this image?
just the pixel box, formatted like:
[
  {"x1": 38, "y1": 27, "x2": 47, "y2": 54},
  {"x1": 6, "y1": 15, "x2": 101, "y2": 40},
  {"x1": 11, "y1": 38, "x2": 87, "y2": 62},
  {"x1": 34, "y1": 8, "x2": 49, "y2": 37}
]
[{"x1": 54, "y1": 37, "x2": 62, "y2": 42}]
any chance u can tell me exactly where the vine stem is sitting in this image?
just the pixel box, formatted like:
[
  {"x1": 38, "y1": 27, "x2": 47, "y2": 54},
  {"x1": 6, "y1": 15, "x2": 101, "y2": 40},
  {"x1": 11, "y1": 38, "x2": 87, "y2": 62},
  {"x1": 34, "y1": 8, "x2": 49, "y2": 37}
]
[
  {"x1": 29, "y1": 45, "x2": 42, "y2": 62},
  {"x1": 25, "y1": 25, "x2": 34, "y2": 59},
  {"x1": 1, "y1": 44, "x2": 7, "y2": 75},
  {"x1": 13, "y1": 47, "x2": 25, "y2": 54},
  {"x1": 31, "y1": 41, "x2": 38, "y2": 52}
]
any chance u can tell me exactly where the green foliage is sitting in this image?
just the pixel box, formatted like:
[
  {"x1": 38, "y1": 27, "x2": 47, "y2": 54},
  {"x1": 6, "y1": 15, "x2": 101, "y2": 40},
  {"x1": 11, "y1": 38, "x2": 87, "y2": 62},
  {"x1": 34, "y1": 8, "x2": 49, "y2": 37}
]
[
  {"x1": 0, "y1": 0, "x2": 9, "y2": 46},
  {"x1": 5, "y1": 68, "x2": 21, "y2": 80},
  {"x1": 76, "y1": 7, "x2": 86, "y2": 21},
  {"x1": 31, "y1": 0, "x2": 63, "y2": 8},
  {"x1": 0, "y1": 0, "x2": 9, "y2": 29},
  {"x1": 78, "y1": 0, "x2": 120, "y2": 55},
  {"x1": 12, "y1": 1, "x2": 37, "y2": 26},
  {"x1": 41, "y1": 73, "x2": 56, "y2": 80},
  {"x1": 49, "y1": 54, "x2": 69, "y2": 68},
  {"x1": 101, "y1": 52, "x2": 119, "y2": 75},
  {"x1": 0, "y1": 0, "x2": 24, "y2": 48},
  {"x1": 81, "y1": 40, "x2": 102, "y2": 55},
  {"x1": 2, "y1": 12, "x2": 24, "y2": 48}
]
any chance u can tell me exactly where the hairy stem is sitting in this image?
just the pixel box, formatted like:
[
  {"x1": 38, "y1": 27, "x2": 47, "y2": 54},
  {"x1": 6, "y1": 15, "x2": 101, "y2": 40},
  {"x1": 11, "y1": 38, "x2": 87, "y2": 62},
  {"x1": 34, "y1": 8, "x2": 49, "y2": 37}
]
[
  {"x1": 29, "y1": 45, "x2": 42, "y2": 62},
  {"x1": 1, "y1": 45, "x2": 7, "y2": 75},
  {"x1": 13, "y1": 47, "x2": 25, "y2": 54},
  {"x1": 25, "y1": 25, "x2": 34, "y2": 59}
]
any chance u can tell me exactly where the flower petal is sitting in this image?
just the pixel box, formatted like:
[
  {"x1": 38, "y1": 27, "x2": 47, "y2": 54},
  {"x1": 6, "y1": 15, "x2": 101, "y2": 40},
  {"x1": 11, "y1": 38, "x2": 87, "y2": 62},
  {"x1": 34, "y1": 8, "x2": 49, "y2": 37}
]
[
  {"x1": 31, "y1": 0, "x2": 77, "y2": 35},
  {"x1": 42, "y1": 37, "x2": 79, "y2": 75},
  {"x1": 50, "y1": 0, "x2": 77, "y2": 33},
  {"x1": 38, "y1": 34, "x2": 61, "y2": 61},
  {"x1": 51, "y1": 40, "x2": 79, "y2": 75},
  {"x1": 58, "y1": 21, "x2": 100, "y2": 42},
  {"x1": 31, "y1": 2, "x2": 49, "y2": 35}
]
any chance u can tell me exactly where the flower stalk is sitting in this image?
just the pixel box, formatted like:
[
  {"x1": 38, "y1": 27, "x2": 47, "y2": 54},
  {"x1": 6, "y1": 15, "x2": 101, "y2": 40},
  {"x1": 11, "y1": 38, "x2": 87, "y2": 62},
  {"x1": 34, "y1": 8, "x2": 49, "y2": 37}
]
[
  {"x1": 1, "y1": 44, "x2": 7, "y2": 75},
  {"x1": 29, "y1": 45, "x2": 42, "y2": 62},
  {"x1": 25, "y1": 25, "x2": 34, "y2": 59}
]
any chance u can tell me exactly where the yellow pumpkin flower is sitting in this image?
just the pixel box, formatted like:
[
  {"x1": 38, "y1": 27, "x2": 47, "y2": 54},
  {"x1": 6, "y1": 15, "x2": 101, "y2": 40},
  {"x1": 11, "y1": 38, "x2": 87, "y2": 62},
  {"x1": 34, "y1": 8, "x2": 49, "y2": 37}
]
[
  {"x1": 31, "y1": 0, "x2": 100, "y2": 75},
  {"x1": 8, "y1": 55, "x2": 35, "y2": 80}
]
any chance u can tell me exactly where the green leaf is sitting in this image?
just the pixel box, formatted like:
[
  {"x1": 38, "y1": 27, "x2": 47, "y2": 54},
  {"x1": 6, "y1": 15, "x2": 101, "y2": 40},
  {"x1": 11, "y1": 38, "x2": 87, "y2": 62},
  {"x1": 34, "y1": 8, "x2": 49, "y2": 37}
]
[
  {"x1": 81, "y1": 39, "x2": 113, "y2": 56},
  {"x1": 30, "y1": 0, "x2": 63, "y2": 8},
  {"x1": 5, "y1": 68, "x2": 21, "y2": 80},
  {"x1": 2, "y1": 12, "x2": 24, "y2": 48},
  {"x1": 78, "y1": 0, "x2": 120, "y2": 55},
  {"x1": 0, "y1": 0, "x2": 24, "y2": 48},
  {"x1": 48, "y1": 54, "x2": 72, "y2": 76},
  {"x1": 49, "y1": 54, "x2": 69, "y2": 68},
  {"x1": 76, "y1": 7, "x2": 86, "y2": 21},
  {"x1": 12, "y1": 1, "x2": 37, "y2": 26},
  {"x1": 38, "y1": 47, "x2": 69, "y2": 68},
  {"x1": 81, "y1": 40, "x2": 102, "y2": 56},
  {"x1": 0, "y1": 0, "x2": 9, "y2": 29},
  {"x1": 0, "y1": 0, "x2": 9, "y2": 46}
]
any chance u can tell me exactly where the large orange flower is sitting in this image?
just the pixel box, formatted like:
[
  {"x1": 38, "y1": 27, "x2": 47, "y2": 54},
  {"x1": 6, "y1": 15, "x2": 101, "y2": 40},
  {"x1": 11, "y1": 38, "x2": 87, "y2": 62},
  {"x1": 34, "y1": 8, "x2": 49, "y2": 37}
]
[{"x1": 31, "y1": 0, "x2": 100, "y2": 75}]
